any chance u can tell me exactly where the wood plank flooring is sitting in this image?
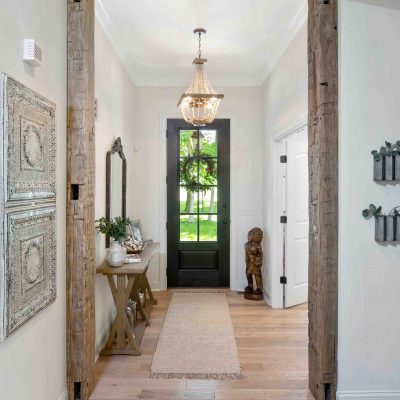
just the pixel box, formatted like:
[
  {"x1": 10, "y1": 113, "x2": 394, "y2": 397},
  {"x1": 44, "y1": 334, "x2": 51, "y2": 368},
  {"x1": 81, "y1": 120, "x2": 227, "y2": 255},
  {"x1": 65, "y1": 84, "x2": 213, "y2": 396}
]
[{"x1": 91, "y1": 290, "x2": 314, "y2": 400}]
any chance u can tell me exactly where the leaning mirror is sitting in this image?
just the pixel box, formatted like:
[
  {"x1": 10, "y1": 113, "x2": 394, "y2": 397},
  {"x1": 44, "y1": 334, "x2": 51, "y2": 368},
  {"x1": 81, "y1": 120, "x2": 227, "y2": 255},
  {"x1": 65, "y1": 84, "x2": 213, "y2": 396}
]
[{"x1": 106, "y1": 137, "x2": 126, "y2": 247}]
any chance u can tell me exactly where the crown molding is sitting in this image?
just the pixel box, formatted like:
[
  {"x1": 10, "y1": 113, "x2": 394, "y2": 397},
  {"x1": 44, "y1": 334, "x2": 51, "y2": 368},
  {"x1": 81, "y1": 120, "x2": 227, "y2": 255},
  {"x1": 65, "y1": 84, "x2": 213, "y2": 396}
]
[
  {"x1": 95, "y1": 0, "x2": 307, "y2": 88},
  {"x1": 133, "y1": 76, "x2": 263, "y2": 87},
  {"x1": 259, "y1": 0, "x2": 308, "y2": 86}
]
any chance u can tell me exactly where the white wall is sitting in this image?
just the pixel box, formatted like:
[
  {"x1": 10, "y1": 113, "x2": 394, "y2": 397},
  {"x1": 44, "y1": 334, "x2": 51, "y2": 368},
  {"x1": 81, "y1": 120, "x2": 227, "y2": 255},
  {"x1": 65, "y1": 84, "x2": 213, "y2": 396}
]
[
  {"x1": 0, "y1": 1, "x2": 67, "y2": 400},
  {"x1": 261, "y1": 23, "x2": 308, "y2": 307},
  {"x1": 94, "y1": 21, "x2": 137, "y2": 354},
  {"x1": 131, "y1": 86, "x2": 264, "y2": 291},
  {"x1": 338, "y1": 1, "x2": 400, "y2": 398}
]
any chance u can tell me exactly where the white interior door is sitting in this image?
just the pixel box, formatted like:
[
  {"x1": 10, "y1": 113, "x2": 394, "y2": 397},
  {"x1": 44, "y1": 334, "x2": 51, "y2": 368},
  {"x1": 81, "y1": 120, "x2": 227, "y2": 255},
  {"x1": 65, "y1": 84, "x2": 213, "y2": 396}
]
[{"x1": 285, "y1": 128, "x2": 309, "y2": 307}]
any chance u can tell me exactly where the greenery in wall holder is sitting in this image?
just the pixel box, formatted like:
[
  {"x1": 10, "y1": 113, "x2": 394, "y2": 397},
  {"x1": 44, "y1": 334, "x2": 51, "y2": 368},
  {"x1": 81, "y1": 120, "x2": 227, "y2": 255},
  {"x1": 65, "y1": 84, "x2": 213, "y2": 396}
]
[
  {"x1": 362, "y1": 204, "x2": 383, "y2": 218},
  {"x1": 371, "y1": 141, "x2": 400, "y2": 161},
  {"x1": 372, "y1": 141, "x2": 400, "y2": 181},
  {"x1": 362, "y1": 204, "x2": 400, "y2": 242},
  {"x1": 95, "y1": 217, "x2": 132, "y2": 242}
]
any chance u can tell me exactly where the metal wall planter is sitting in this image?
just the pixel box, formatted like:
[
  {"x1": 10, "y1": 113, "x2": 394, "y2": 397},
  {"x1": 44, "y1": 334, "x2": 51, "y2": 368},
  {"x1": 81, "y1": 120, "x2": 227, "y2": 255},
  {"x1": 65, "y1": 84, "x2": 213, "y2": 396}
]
[
  {"x1": 374, "y1": 155, "x2": 400, "y2": 181},
  {"x1": 375, "y1": 215, "x2": 400, "y2": 242}
]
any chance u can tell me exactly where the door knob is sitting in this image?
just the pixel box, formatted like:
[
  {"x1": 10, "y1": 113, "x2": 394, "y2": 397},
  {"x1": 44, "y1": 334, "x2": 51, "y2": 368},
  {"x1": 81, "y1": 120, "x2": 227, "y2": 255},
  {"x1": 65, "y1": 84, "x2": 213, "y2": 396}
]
[{"x1": 222, "y1": 219, "x2": 228, "y2": 224}]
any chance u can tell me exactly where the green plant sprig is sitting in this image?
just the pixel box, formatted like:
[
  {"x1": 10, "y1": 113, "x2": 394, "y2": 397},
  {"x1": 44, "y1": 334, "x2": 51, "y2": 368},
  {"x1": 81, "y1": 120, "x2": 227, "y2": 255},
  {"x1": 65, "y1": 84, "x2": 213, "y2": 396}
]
[
  {"x1": 362, "y1": 204, "x2": 383, "y2": 219},
  {"x1": 95, "y1": 217, "x2": 132, "y2": 241},
  {"x1": 371, "y1": 141, "x2": 400, "y2": 161}
]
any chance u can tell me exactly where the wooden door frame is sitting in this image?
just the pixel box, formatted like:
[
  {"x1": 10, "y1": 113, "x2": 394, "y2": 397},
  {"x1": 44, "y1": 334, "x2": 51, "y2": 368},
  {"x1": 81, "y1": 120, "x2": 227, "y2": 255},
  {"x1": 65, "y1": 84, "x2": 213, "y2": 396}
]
[{"x1": 66, "y1": 1, "x2": 338, "y2": 399}]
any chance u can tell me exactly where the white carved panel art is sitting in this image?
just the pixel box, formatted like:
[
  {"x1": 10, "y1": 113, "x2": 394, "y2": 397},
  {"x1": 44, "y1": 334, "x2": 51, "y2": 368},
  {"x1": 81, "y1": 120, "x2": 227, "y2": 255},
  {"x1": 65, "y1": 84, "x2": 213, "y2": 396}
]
[
  {"x1": 5, "y1": 207, "x2": 56, "y2": 338},
  {"x1": 0, "y1": 74, "x2": 56, "y2": 341},
  {"x1": 1, "y1": 74, "x2": 56, "y2": 201}
]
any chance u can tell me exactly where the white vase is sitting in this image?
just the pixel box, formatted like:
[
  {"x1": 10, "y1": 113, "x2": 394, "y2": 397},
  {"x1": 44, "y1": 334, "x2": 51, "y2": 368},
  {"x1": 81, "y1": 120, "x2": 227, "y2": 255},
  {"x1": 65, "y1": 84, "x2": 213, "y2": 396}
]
[{"x1": 107, "y1": 240, "x2": 125, "y2": 267}]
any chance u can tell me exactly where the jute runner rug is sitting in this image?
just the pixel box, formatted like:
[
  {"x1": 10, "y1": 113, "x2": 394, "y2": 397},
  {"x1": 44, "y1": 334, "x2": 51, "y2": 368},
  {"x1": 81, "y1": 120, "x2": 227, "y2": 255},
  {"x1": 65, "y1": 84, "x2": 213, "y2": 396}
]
[{"x1": 150, "y1": 292, "x2": 243, "y2": 379}]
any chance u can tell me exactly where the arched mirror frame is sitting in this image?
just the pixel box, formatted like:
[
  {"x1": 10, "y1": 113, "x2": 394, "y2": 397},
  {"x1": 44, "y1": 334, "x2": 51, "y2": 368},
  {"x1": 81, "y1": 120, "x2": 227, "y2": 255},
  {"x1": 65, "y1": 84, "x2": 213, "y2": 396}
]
[{"x1": 105, "y1": 137, "x2": 126, "y2": 247}]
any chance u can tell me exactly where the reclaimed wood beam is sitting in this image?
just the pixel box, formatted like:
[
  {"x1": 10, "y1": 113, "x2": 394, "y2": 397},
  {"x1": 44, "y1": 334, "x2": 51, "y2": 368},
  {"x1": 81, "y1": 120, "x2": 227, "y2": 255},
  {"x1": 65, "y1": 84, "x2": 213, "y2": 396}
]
[
  {"x1": 308, "y1": 1, "x2": 338, "y2": 399},
  {"x1": 67, "y1": 0, "x2": 96, "y2": 399}
]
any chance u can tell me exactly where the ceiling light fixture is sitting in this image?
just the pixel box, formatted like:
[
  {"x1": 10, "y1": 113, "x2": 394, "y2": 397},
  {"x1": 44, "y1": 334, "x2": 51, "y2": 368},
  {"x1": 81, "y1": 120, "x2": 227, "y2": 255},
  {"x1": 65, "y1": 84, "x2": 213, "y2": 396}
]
[{"x1": 177, "y1": 28, "x2": 224, "y2": 126}]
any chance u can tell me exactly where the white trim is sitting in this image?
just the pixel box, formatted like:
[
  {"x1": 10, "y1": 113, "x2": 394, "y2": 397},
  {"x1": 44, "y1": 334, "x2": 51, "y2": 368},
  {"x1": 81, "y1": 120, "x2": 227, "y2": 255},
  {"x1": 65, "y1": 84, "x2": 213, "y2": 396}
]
[
  {"x1": 57, "y1": 388, "x2": 68, "y2": 400},
  {"x1": 337, "y1": 391, "x2": 400, "y2": 400},
  {"x1": 272, "y1": 113, "x2": 308, "y2": 142},
  {"x1": 134, "y1": 77, "x2": 262, "y2": 88},
  {"x1": 158, "y1": 114, "x2": 239, "y2": 291},
  {"x1": 269, "y1": 119, "x2": 308, "y2": 309},
  {"x1": 95, "y1": 1, "x2": 306, "y2": 88},
  {"x1": 260, "y1": 0, "x2": 308, "y2": 86}
]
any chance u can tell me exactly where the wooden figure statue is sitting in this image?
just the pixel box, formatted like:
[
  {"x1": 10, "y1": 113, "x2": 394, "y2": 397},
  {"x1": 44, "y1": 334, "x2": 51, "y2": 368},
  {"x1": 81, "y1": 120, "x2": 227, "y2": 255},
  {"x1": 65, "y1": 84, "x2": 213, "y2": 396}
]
[{"x1": 244, "y1": 227, "x2": 264, "y2": 301}]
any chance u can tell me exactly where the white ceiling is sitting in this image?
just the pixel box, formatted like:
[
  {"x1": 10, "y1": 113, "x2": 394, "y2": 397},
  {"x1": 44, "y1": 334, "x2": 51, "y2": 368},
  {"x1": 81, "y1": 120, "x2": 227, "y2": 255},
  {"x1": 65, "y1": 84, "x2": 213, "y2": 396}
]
[{"x1": 96, "y1": 0, "x2": 307, "y2": 87}]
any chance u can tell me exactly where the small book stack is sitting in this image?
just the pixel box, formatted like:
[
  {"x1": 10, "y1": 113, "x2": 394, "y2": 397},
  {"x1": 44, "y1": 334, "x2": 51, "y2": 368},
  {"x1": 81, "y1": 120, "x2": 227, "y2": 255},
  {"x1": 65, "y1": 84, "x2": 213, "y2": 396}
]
[{"x1": 125, "y1": 254, "x2": 141, "y2": 264}]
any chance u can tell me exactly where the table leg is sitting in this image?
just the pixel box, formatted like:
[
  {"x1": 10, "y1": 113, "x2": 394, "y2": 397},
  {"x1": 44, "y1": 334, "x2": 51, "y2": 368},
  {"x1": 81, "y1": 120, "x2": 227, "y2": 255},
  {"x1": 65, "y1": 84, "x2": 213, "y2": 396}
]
[
  {"x1": 131, "y1": 274, "x2": 148, "y2": 324},
  {"x1": 144, "y1": 274, "x2": 158, "y2": 305},
  {"x1": 101, "y1": 274, "x2": 141, "y2": 356}
]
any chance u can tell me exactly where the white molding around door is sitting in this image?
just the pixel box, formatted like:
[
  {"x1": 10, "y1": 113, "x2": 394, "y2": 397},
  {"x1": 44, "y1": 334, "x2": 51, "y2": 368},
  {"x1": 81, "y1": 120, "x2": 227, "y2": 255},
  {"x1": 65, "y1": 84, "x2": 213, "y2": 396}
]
[{"x1": 270, "y1": 117, "x2": 308, "y2": 309}]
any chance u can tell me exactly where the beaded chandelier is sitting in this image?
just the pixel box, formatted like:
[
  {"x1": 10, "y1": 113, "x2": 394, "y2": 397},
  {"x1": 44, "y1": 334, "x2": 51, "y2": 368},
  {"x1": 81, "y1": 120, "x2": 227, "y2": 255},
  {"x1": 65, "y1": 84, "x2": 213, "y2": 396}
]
[{"x1": 178, "y1": 28, "x2": 224, "y2": 126}]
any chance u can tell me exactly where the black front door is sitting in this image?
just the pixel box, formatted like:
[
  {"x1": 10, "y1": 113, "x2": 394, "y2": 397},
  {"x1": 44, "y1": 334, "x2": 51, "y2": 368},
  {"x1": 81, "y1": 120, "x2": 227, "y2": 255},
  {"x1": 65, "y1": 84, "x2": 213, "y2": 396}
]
[{"x1": 167, "y1": 119, "x2": 230, "y2": 287}]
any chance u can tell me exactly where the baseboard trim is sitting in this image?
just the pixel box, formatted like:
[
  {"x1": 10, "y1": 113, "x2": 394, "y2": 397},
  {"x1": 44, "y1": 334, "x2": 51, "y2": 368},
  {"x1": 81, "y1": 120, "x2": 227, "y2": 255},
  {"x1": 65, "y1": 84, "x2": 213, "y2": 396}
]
[
  {"x1": 58, "y1": 388, "x2": 68, "y2": 400},
  {"x1": 337, "y1": 390, "x2": 400, "y2": 399}
]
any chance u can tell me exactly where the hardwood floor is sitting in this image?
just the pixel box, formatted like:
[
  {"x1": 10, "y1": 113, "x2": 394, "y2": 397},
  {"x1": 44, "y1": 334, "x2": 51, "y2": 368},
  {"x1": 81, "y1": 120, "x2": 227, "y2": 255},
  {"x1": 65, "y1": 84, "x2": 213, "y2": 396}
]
[{"x1": 91, "y1": 290, "x2": 313, "y2": 400}]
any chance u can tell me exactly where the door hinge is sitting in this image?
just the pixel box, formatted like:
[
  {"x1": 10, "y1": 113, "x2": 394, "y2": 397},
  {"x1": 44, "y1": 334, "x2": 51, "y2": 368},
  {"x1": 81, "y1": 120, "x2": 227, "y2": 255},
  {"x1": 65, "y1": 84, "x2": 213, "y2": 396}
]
[
  {"x1": 280, "y1": 276, "x2": 287, "y2": 285},
  {"x1": 166, "y1": 221, "x2": 168, "y2": 230},
  {"x1": 280, "y1": 215, "x2": 287, "y2": 223},
  {"x1": 166, "y1": 130, "x2": 168, "y2": 138},
  {"x1": 166, "y1": 176, "x2": 168, "y2": 184},
  {"x1": 280, "y1": 155, "x2": 287, "y2": 163}
]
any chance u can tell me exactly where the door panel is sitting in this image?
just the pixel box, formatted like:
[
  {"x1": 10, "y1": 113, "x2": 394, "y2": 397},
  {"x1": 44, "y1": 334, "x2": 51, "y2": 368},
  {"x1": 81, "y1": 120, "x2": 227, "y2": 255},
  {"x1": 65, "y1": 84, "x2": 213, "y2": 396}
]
[
  {"x1": 285, "y1": 128, "x2": 309, "y2": 307},
  {"x1": 167, "y1": 119, "x2": 230, "y2": 287}
]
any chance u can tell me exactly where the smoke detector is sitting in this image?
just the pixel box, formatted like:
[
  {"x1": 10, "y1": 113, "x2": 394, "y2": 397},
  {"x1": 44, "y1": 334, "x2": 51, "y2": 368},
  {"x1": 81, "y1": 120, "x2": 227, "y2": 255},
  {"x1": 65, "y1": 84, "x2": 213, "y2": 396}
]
[{"x1": 23, "y1": 39, "x2": 42, "y2": 66}]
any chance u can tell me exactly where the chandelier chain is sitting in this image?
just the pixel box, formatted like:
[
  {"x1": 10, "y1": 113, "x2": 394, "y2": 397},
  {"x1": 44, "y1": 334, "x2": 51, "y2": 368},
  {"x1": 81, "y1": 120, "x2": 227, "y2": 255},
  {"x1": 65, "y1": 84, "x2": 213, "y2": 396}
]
[{"x1": 198, "y1": 32, "x2": 202, "y2": 59}]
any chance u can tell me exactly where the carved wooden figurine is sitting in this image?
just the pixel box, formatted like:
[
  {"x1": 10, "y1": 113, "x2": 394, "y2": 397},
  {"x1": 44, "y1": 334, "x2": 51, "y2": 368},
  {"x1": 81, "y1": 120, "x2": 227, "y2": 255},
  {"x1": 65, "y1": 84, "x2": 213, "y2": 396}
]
[{"x1": 244, "y1": 227, "x2": 264, "y2": 301}]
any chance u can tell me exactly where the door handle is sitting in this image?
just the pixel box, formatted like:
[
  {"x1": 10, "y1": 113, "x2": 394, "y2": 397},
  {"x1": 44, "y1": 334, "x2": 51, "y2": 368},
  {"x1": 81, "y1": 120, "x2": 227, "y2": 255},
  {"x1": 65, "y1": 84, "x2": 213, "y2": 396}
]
[{"x1": 222, "y1": 219, "x2": 228, "y2": 224}]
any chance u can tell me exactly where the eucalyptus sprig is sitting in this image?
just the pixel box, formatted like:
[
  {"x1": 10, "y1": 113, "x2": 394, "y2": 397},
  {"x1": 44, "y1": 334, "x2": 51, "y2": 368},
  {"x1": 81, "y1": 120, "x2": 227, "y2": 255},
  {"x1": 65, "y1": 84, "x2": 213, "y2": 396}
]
[
  {"x1": 95, "y1": 217, "x2": 132, "y2": 241},
  {"x1": 362, "y1": 204, "x2": 383, "y2": 219},
  {"x1": 371, "y1": 141, "x2": 400, "y2": 161}
]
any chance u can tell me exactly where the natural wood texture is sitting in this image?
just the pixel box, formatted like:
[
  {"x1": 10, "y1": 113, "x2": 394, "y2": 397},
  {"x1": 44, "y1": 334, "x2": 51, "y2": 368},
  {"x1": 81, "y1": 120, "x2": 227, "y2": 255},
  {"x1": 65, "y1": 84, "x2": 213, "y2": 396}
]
[
  {"x1": 67, "y1": 0, "x2": 96, "y2": 399},
  {"x1": 97, "y1": 243, "x2": 159, "y2": 356},
  {"x1": 91, "y1": 291, "x2": 313, "y2": 400},
  {"x1": 97, "y1": 242, "x2": 159, "y2": 275},
  {"x1": 244, "y1": 228, "x2": 264, "y2": 300},
  {"x1": 308, "y1": 1, "x2": 338, "y2": 399}
]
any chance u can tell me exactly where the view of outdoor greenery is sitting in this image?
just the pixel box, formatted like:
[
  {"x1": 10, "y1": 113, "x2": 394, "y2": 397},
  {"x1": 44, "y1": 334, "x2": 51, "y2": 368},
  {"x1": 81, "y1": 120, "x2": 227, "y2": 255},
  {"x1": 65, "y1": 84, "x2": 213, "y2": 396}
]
[{"x1": 179, "y1": 130, "x2": 218, "y2": 241}]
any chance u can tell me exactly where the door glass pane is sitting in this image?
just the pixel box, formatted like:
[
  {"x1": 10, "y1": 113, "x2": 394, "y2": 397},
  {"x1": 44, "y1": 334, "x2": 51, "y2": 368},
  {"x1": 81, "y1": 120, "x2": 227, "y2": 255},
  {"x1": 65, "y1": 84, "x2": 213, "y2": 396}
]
[
  {"x1": 198, "y1": 187, "x2": 217, "y2": 214},
  {"x1": 180, "y1": 215, "x2": 198, "y2": 242},
  {"x1": 199, "y1": 215, "x2": 218, "y2": 242},
  {"x1": 199, "y1": 130, "x2": 217, "y2": 157},
  {"x1": 179, "y1": 158, "x2": 198, "y2": 187},
  {"x1": 180, "y1": 187, "x2": 198, "y2": 213},
  {"x1": 180, "y1": 130, "x2": 198, "y2": 157},
  {"x1": 198, "y1": 159, "x2": 217, "y2": 186}
]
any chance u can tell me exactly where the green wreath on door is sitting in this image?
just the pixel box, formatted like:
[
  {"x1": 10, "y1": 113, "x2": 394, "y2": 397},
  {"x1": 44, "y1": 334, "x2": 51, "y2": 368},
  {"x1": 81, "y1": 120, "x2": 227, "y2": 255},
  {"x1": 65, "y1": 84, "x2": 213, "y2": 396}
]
[{"x1": 180, "y1": 154, "x2": 217, "y2": 192}]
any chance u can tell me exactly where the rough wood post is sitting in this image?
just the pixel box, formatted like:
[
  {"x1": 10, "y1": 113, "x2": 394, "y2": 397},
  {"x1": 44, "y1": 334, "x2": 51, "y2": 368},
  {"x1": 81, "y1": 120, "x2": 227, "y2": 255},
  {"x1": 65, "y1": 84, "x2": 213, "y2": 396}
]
[
  {"x1": 308, "y1": 1, "x2": 338, "y2": 399},
  {"x1": 67, "y1": 0, "x2": 96, "y2": 399}
]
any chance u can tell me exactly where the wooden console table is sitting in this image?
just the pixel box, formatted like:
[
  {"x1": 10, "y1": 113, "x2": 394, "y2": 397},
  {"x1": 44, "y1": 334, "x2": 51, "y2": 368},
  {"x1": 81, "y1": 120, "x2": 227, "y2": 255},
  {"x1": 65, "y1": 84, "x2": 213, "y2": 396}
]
[{"x1": 96, "y1": 242, "x2": 159, "y2": 356}]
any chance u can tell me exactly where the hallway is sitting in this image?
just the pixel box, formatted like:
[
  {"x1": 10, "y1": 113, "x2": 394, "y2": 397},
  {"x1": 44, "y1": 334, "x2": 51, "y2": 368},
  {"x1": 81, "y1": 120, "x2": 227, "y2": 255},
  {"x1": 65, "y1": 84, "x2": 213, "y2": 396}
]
[{"x1": 91, "y1": 291, "x2": 312, "y2": 400}]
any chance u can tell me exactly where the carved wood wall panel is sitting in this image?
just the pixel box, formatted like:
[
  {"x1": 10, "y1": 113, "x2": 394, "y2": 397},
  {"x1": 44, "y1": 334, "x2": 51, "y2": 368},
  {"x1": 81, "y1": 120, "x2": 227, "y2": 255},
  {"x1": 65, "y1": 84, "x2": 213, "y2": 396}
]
[
  {"x1": 67, "y1": 0, "x2": 96, "y2": 399},
  {"x1": 0, "y1": 74, "x2": 57, "y2": 342},
  {"x1": 308, "y1": 1, "x2": 338, "y2": 399}
]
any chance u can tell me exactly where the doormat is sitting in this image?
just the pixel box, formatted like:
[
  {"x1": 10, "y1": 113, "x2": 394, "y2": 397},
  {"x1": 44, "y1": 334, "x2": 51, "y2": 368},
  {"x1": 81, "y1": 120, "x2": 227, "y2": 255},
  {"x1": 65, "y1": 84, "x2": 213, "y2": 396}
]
[{"x1": 150, "y1": 292, "x2": 244, "y2": 379}]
